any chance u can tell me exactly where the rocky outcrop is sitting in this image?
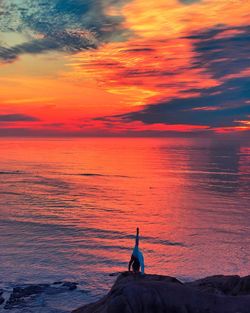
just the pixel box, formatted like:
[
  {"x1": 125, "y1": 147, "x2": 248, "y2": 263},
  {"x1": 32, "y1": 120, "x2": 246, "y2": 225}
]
[
  {"x1": 4, "y1": 284, "x2": 49, "y2": 309},
  {"x1": 72, "y1": 272, "x2": 250, "y2": 313},
  {"x1": 53, "y1": 281, "x2": 78, "y2": 290},
  {"x1": 0, "y1": 289, "x2": 4, "y2": 305},
  {"x1": 187, "y1": 274, "x2": 250, "y2": 296},
  {"x1": 2, "y1": 281, "x2": 79, "y2": 310}
]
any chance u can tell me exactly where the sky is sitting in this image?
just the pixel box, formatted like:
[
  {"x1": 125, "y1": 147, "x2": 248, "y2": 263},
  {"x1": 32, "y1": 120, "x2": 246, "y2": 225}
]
[{"x1": 0, "y1": 0, "x2": 249, "y2": 136}]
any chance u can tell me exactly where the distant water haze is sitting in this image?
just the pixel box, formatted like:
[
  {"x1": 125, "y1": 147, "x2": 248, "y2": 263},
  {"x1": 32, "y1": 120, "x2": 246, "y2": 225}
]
[{"x1": 0, "y1": 137, "x2": 249, "y2": 301}]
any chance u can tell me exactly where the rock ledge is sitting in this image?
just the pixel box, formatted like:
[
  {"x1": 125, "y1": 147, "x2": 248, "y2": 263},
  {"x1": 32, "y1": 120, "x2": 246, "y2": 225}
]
[{"x1": 72, "y1": 272, "x2": 250, "y2": 313}]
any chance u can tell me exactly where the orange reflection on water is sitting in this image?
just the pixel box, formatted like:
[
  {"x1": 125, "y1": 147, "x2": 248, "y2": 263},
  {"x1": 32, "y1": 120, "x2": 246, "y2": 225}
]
[{"x1": 0, "y1": 138, "x2": 250, "y2": 281}]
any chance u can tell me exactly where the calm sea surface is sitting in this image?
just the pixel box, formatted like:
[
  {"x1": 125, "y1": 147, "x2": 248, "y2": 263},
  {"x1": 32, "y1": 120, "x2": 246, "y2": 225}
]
[{"x1": 0, "y1": 137, "x2": 250, "y2": 305}]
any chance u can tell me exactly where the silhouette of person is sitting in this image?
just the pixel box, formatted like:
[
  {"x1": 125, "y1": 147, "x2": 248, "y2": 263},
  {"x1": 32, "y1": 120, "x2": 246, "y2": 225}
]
[{"x1": 128, "y1": 227, "x2": 144, "y2": 274}]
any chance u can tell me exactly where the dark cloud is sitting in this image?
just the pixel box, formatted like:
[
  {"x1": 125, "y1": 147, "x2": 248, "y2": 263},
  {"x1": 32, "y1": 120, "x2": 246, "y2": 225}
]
[
  {"x1": 123, "y1": 48, "x2": 155, "y2": 53},
  {"x1": 0, "y1": 31, "x2": 97, "y2": 62},
  {"x1": 186, "y1": 25, "x2": 250, "y2": 78},
  {"x1": 0, "y1": 114, "x2": 39, "y2": 122},
  {"x1": 110, "y1": 75, "x2": 250, "y2": 128},
  {"x1": 43, "y1": 123, "x2": 65, "y2": 127},
  {"x1": 102, "y1": 26, "x2": 250, "y2": 130},
  {"x1": 0, "y1": 0, "x2": 131, "y2": 62},
  {"x1": 179, "y1": 0, "x2": 200, "y2": 4}
]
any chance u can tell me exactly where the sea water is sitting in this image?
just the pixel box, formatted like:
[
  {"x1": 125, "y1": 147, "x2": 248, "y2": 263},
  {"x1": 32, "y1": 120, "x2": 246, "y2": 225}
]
[{"x1": 0, "y1": 137, "x2": 249, "y2": 312}]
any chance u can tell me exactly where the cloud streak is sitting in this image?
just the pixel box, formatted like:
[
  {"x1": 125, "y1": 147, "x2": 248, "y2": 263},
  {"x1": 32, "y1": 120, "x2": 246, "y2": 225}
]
[
  {"x1": 98, "y1": 25, "x2": 250, "y2": 132},
  {"x1": 0, "y1": 0, "x2": 249, "y2": 136},
  {"x1": 0, "y1": 113, "x2": 40, "y2": 122},
  {"x1": 179, "y1": 0, "x2": 200, "y2": 4},
  {"x1": 0, "y1": 0, "x2": 131, "y2": 62},
  {"x1": 187, "y1": 25, "x2": 250, "y2": 79},
  {"x1": 115, "y1": 76, "x2": 250, "y2": 128}
]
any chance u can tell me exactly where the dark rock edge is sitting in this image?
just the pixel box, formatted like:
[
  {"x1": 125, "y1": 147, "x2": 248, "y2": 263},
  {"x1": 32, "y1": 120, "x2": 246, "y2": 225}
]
[{"x1": 72, "y1": 272, "x2": 250, "y2": 313}]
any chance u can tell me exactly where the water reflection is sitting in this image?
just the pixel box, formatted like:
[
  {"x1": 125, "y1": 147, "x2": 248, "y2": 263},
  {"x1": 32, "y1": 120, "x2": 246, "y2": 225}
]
[
  {"x1": 0, "y1": 137, "x2": 249, "y2": 299},
  {"x1": 161, "y1": 138, "x2": 250, "y2": 194}
]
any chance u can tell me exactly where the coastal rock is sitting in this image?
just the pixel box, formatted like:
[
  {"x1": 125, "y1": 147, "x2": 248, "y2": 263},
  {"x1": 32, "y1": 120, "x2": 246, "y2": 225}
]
[
  {"x1": 4, "y1": 281, "x2": 79, "y2": 310},
  {"x1": 4, "y1": 284, "x2": 49, "y2": 309},
  {"x1": 72, "y1": 272, "x2": 250, "y2": 313},
  {"x1": 62, "y1": 282, "x2": 78, "y2": 290},
  {"x1": 12, "y1": 284, "x2": 49, "y2": 297},
  {"x1": 187, "y1": 274, "x2": 250, "y2": 295},
  {"x1": 52, "y1": 281, "x2": 78, "y2": 290},
  {"x1": 0, "y1": 289, "x2": 4, "y2": 305}
]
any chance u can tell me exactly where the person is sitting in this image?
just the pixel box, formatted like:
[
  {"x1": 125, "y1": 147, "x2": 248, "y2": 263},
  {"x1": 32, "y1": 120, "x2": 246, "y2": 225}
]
[{"x1": 128, "y1": 227, "x2": 144, "y2": 274}]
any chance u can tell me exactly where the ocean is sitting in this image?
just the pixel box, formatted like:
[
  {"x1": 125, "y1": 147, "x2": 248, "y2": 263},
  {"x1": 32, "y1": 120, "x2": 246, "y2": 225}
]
[{"x1": 0, "y1": 137, "x2": 249, "y2": 312}]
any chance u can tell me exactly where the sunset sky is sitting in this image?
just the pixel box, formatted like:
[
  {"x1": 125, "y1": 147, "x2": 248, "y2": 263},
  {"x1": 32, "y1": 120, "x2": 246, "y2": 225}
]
[{"x1": 0, "y1": 0, "x2": 249, "y2": 136}]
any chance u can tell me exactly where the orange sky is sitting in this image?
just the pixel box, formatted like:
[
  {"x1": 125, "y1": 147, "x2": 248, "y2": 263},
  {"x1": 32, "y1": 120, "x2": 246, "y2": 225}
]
[{"x1": 0, "y1": 0, "x2": 249, "y2": 136}]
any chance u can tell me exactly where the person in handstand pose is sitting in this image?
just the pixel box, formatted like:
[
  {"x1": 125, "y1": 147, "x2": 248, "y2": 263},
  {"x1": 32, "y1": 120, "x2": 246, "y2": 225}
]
[{"x1": 128, "y1": 227, "x2": 144, "y2": 274}]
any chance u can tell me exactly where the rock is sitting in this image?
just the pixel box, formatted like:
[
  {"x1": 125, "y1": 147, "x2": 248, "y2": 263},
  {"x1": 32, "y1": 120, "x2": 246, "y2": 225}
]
[
  {"x1": 0, "y1": 294, "x2": 4, "y2": 305},
  {"x1": 109, "y1": 272, "x2": 122, "y2": 277},
  {"x1": 186, "y1": 275, "x2": 241, "y2": 295},
  {"x1": 62, "y1": 282, "x2": 78, "y2": 291},
  {"x1": 4, "y1": 295, "x2": 24, "y2": 310},
  {"x1": 52, "y1": 281, "x2": 78, "y2": 290},
  {"x1": 12, "y1": 284, "x2": 49, "y2": 298},
  {"x1": 4, "y1": 284, "x2": 49, "y2": 309},
  {"x1": 233, "y1": 275, "x2": 250, "y2": 295},
  {"x1": 0, "y1": 289, "x2": 4, "y2": 304},
  {"x1": 187, "y1": 275, "x2": 250, "y2": 296},
  {"x1": 53, "y1": 281, "x2": 63, "y2": 285},
  {"x1": 3, "y1": 281, "x2": 81, "y2": 310},
  {"x1": 72, "y1": 272, "x2": 250, "y2": 313}
]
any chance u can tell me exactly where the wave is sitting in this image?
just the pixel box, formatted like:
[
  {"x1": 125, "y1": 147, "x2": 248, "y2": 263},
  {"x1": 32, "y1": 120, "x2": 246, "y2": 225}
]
[
  {"x1": 0, "y1": 191, "x2": 22, "y2": 196},
  {"x1": 63, "y1": 172, "x2": 130, "y2": 178},
  {"x1": 0, "y1": 170, "x2": 24, "y2": 175},
  {"x1": 0, "y1": 218, "x2": 185, "y2": 249}
]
